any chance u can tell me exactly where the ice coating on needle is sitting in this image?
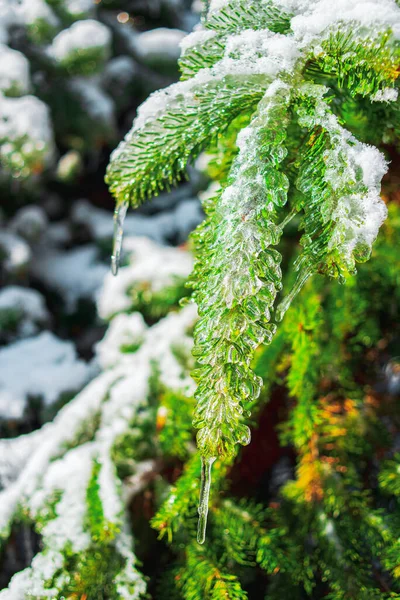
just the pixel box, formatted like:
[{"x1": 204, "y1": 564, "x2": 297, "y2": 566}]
[{"x1": 191, "y1": 80, "x2": 291, "y2": 460}]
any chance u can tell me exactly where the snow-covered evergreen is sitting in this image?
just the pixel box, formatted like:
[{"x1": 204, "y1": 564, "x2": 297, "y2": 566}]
[
  {"x1": 0, "y1": 238, "x2": 196, "y2": 599},
  {"x1": 107, "y1": 0, "x2": 399, "y2": 465}
]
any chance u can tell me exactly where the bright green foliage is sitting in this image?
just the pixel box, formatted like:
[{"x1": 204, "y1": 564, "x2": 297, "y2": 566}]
[
  {"x1": 309, "y1": 29, "x2": 399, "y2": 96},
  {"x1": 151, "y1": 454, "x2": 232, "y2": 543},
  {"x1": 112, "y1": 361, "x2": 195, "y2": 481},
  {"x1": 103, "y1": 1, "x2": 400, "y2": 596},
  {"x1": 106, "y1": 0, "x2": 400, "y2": 462},
  {"x1": 4, "y1": 195, "x2": 398, "y2": 597},
  {"x1": 190, "y1": 83, "x2": 290, "y2": 458},
  {"x1": 379, "y1": 455, "x2": 400, "y2": 496},
  {"x1": 151, "y1": 202, "x2": 400, "y2": 599},
  {"x1": 84, "y1": 460, "x2": 119, "y2": 543},
  {"x1": 177, "y1": 543, "x2": 248, "y2": 600},
  {"x1": 106, "y1": 79, "x2": 265, "y2": 203},
  {"x1": 278, "y1": 285, "x2": 323, "y2": 448},
  {"x1": 56, "y1": 543, "x2": 125, "y2": 600},
  {"x1": 127, "y1": 279, "x2": 190, "y2": 323}
]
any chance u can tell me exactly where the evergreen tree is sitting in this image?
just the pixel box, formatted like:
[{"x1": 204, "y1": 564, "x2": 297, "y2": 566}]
[
  {"x1": 1, "y1": 1, "x2": 400, "y2": 599},
  {"x1": 0, "y1": 0, "x2": 188, "y2": 189},
  {"x1": 106, "y1": 0, "x2": 400, "y2": 544}
]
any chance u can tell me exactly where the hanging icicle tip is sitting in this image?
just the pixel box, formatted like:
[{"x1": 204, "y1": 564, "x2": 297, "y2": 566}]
[
  {"x1": 197, "y1": 456, "x2": 216, "y2": 544},
  {"x1": 111, "y1": 200, "x2": 129, "y2": 276}
]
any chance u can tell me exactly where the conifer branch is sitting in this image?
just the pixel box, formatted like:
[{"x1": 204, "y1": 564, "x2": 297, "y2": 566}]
[
  {"x1": 106, "y1": 0, "x2": 400, "y2": 466},
  {"x1": 106, "y1": 77, "x2": 266, "y2": 206},
  {"x1": 205, "y1": 1, "x2": 292, "y2": 35},
  {"x1": 190, "y1": 81, "x2": 291, "y2": 458},
  {"x1": 178, "y1": 543, "x2": 248, "y2": 600}
]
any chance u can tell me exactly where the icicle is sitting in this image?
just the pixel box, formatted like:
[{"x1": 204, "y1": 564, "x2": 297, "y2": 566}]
[
  {"x1": 197, "y1": 456, "x2": 216, "y2": 544},
  {"x1": 111, "y1": 201, "x2": 129, "y2": 276},
  {"x1": 275, "y1": 267, "x2": 313, "y2": 322}
]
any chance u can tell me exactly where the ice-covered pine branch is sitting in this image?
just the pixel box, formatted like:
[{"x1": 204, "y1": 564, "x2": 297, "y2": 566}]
[{"x1": 106, "y1": 0, "x2": 399, "y2": 487}]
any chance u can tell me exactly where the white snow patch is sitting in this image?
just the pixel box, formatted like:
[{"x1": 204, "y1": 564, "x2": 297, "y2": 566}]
[
  {"x1": 0, "y1": 232, "x2": 31, "y2": 272},
  {"x1": 329, "y1": 190, "x2": 388, "y2": 259},
  {"x1": 64, "y1": 0, "x2": 95, "y2": 17},
  {"x1": 0, "y1": 94, "x2": 55, "y2": 170},
  {"x1": 0, "y1": 369, "x2": 116, "y2": 530},
  {"x1": 31, "y1": 244, "x2": 108, "y2": 311},
  {"x1": 17, "y1": 0, "x2": 59, "y2": 29},
  {"x1": 0, "y1": 0, "x2": 20, "y2": 44},
  {"x1": 0, "y1": 428, "x2": 46, "y2": 488},
  {"x1": 31, "y1": 443, "x2": 94, "y2": 551},
  {"x1": 132, "y1": 27, "x2": 185, "y2": 64},
  {"x1": 297, "y1": 85, "x2": 389, "y2": 266},
  {"x1": 50, "y1": 19, "x2": 111, "y2": 62},
  {"x1": 208, "y1": 0, "x2": 229, "y2": 13},
  {"x1": 96, "y1": 312, "x2": 147, "y2": 369},
  {"x1": 98, "y1": 237, "x2": 193, "y2": 320},
  {"x1": 371, "y1": 87, "x2": 399, "y2": 102},
  {"x1": 180, "y1": 27, "x2": 216, "y2": 53},
  {"x1": 0, "y1": 331, "x2": 93, "y2": 419},
  {"x1": 290, "y1": 0, "x2": 400, "y2": 42},
  {"x1": 0, "y1": 45, "x2": 30, "y2": 96},
  {"x1": 0, "y1": 286, "x2": 49, "y2": 339}
]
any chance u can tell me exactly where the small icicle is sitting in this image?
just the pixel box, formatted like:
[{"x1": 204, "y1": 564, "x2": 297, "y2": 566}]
[
  {"x1": 275, "y1": 268, "x2": 313, "y2": 322},
  {"x1": 197, "y1": 456, "x2": 216, "y2": 544},
  {"x1": 111, "y1": 201, "x2": 129, "y2": 276}
]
